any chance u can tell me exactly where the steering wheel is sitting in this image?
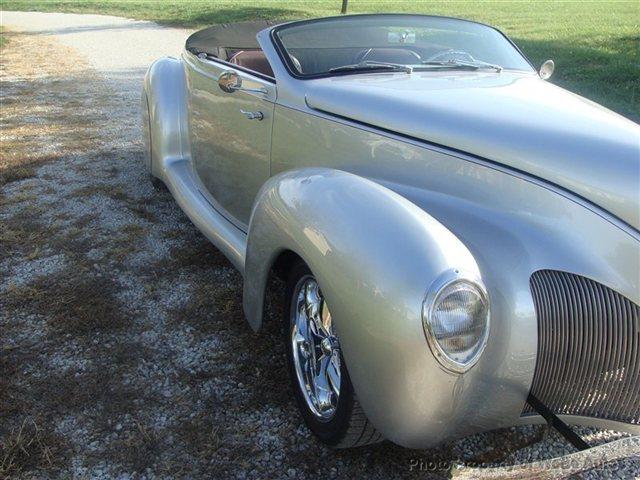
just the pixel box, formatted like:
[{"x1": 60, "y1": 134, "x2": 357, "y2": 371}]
[
  {"x1": 426, "y1": 50, "x2": 476, "y2": 63},
  {"x1": 356, "y1": 47, "x2": 422, "y2": 64}
]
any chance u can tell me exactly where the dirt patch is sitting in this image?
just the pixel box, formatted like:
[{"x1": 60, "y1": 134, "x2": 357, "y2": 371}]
[
  {"x1": 0, "y1": 30, "x2": 105, "y2": 187},
  {"x1": 4, "y1": 267, "x2": 129, "y2": 335},
  {"x1": 0, "y1": 417, "x2": 69, "y2": 477}
]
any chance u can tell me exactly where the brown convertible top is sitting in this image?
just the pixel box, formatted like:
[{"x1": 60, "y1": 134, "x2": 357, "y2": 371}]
[{"x1": 185, "y1": 20, "x2": 284, "y2": 58}]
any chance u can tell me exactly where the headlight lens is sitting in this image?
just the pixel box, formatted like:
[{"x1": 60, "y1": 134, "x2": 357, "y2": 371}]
[{"x1": 423, "y1": 273, "x2": 490, "y2": 373}]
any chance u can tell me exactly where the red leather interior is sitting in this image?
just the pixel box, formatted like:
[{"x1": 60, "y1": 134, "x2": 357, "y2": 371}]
[{"x1": 229, "y1": 50, "x2": 274, "y2": 77}]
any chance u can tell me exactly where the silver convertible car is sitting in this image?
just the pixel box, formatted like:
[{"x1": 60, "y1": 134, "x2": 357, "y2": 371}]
[{"x1": 142, "y1": 14, "x2": 640, "y2": 449}]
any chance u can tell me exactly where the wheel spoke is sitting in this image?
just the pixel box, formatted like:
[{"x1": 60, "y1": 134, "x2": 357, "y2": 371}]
[
  {"x1": 327, "y1": 353, "x2": 341, "y2": 396},
  {"x1": 314, "y1": 355, "x2": 340, "y2": 413},
  {"x1": 296, "y1": 305, "x2": 310, "y2": 339},
  {"x1": 321, "y1": 302, "x2": 333, "y2": 335},
  {"x1": 315, "y1": 387, "x2": 333, "y2": 414},
  {"x1": 304, "y1": 281, "x2": 322, "y2": 320},
  {"x1": 314, "y1": 359, "x2": 332, "y2": 394}
]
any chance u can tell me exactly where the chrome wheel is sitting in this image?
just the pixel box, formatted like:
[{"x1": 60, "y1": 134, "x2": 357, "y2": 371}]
[{"x1": 290, "y1": 276, "x2": 341, "y2": 421}]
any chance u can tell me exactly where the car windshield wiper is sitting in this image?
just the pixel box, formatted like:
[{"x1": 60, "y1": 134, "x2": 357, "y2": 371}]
[
  {"x1": 421, "y1": 60, "x2": 503, "y2": 72},
  {"x1": 329, "y1": 61, "x2": 413, "y2": 74}
]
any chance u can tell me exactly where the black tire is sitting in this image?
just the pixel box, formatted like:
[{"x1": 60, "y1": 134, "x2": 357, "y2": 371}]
[
  {"x1": 150, "y1": 175, "x2": 166, "y2": 191},
  {"x1": 284, "y1": 259, "x2": 383, "y2": 448}
]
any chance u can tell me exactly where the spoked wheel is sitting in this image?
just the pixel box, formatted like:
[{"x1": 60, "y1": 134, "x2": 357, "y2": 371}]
[
  {"x1": 284, "y1": 260, "x2": 383, "y2": 448},
  {"x1": 291, "y1": 275, "x2": 342, "y2": 420}
]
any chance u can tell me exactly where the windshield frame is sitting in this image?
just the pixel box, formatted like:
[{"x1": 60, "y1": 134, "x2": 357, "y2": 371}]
[{"x1": 270, "y1": 13, "x2": 535, "y2": 80}]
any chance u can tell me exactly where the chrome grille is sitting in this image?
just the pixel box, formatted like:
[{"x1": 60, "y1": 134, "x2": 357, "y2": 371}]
[{"x1": 523, "y1": 270, "x2": 640, "y2": 424}]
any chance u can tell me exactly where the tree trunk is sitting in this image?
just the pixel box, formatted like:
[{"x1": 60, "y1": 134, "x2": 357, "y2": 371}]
[{"x1": 341, "y1": 0, "x2": 349, "y2": 14}]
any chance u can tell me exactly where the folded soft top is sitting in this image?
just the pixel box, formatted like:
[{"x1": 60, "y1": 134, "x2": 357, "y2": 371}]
[{"x1": 185, "y1": 19, "x2": 283, "y2": 58}]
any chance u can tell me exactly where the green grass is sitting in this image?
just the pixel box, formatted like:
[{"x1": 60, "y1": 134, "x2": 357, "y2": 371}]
[{"x1": 2, "y1": 0, "x2": 639, "y2": 120}]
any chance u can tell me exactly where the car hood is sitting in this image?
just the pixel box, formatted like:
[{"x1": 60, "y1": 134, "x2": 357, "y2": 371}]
[{"x1": 305, "y1": 71, "x2": 640, "y2": 232}]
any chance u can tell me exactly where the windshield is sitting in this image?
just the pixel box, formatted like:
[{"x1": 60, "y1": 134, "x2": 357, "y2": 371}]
[{"x1": 273, "y1": 14, "x2": 534, "y2": 77}]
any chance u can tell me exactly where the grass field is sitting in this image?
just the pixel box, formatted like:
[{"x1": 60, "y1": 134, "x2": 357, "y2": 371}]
[{"x1": 2, "y1": 0, "x2": 639, "y2": 121}]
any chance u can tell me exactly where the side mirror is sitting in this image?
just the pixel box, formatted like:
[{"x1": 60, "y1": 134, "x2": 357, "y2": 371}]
[
  {"x1": 218, "y1": 70, "x2": 242, "y2": 93},
  {"x1": 218, "y1": 70, "x2": 268, "y2": 95},
  {"x1": 539, "y1": 60, "x2": 555, "y2": 80}
]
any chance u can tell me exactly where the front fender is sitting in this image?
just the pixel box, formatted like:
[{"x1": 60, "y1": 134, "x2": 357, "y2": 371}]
[{"x1": 243, "y1": 168, "x2": 486, "y2": 447}]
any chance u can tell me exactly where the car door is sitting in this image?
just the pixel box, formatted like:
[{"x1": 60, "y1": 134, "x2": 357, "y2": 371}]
[{"x1": 185, "y1": 53, "x2": 276, "y2": 229}]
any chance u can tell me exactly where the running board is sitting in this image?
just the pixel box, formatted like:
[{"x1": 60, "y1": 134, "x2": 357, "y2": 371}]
[
  {"x1": 527, "y1": 393, "x2": 590, "y2": 451},
  {"x1": 159, "y1": 157, "x2": 247, "y2": 272}
]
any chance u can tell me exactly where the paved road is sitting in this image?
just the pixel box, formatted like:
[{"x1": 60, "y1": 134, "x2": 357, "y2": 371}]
[{"x1": 0, "y1": 11, "x2": 637, "y2": 480}]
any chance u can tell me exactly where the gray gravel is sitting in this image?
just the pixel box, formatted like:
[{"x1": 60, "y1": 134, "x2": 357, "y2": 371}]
[{"x1": 1, "y1": 11, "x2": 638, "y2": 480}]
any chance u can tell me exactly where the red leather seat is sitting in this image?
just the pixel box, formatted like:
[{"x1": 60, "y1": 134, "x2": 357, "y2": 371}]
[{"x1": 229, "y1": 50, "x2": 274, "y2": 77}]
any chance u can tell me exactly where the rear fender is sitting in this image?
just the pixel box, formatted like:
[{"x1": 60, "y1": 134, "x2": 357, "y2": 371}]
[{"x1": 142, "y1": 57, "x2": 190, "y2": 178}]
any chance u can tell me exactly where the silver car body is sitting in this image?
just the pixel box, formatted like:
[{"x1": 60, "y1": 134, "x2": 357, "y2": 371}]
[{"x1": 142, "y1": 15, "x2": 640, "y2": 448}]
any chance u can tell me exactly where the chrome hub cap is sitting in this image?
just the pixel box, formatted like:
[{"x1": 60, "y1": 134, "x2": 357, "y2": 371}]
[{"x1": 291, "y1": 276, "x2": 341, "y2": 421}]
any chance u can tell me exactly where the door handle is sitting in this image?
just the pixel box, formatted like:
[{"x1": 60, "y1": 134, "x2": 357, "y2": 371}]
[{"x1": 240, "y1": 110, "x2": 264, "y2": 121}]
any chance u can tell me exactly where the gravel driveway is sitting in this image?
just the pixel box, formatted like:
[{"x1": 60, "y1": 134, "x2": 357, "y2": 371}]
[{"x1": 1, "y1": 11, "x2": 638, "y2": 479}]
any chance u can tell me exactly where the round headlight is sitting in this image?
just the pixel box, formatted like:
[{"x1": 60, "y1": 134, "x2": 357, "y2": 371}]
[{"x1": 422, "y1": 271, "x2": 490, "y2": 373}]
